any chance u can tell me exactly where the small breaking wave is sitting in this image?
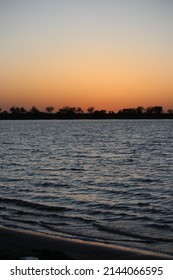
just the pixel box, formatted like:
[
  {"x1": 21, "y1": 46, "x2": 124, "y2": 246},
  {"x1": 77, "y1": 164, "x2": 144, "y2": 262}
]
[
  {"x1": 0, "y1": 197, "x2": 69, "y2": 212},
  {"x1": 95, "y1": 223, "x2": 173, "y2": 243}
]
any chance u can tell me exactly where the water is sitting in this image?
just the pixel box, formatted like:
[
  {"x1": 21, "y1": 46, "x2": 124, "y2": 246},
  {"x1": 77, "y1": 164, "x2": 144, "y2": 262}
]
[{"x1": 0, "y1": 119, "x2": 173, "y2": 256}]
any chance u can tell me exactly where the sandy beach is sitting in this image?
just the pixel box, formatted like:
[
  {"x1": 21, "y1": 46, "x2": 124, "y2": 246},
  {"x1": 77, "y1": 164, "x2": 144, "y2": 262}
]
[{"x1": 0, "y1": 226, "x2": 172, "y2": 260}]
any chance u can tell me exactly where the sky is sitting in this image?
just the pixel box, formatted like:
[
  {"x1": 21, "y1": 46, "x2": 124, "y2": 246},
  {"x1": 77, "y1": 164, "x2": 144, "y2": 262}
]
[{"x1": 0, "y1": 0, "x2": 173, "y2": 112}]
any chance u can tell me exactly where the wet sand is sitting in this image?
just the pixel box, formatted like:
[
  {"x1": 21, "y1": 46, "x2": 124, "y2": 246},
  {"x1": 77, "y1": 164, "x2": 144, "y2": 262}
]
[{"x1": 0, "y1": 226, "x2": 172, "y2": 260}]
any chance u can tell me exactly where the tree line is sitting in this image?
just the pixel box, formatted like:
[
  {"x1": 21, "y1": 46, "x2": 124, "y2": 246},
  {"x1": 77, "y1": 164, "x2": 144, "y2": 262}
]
[{"x1": 0, "y1": 105, "x2": 173, "y2": 119}]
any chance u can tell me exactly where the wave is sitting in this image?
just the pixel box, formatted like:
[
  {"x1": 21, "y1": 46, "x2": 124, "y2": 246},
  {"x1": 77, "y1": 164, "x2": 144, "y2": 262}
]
[
  {"x1": 0, "y1": 197, "x2": 69, "y2": 212},
  {"x1": 4, "y1": 216, "x2": 38, "y2": 225},
  {"x1": 34, "y1": 182, "x2": 69, "y2": 188},
  {"x1": 95, "y1": 223, "x2": 173, "y2": 243},
  {"x1": 0, "y1": 178, "x2": 21, "y2": 182},
  {"x1": 147, "y1": 223, "x2": 172, "y2": 230}
]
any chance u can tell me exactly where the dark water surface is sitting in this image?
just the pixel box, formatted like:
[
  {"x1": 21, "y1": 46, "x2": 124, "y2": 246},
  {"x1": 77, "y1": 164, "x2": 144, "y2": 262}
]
[{"x1": 0, "y1": 119, "x2": 173, "y2": 256}]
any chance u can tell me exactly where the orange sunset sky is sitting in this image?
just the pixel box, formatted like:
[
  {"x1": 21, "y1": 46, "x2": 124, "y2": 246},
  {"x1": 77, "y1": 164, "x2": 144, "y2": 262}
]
[{"x1": 0, "y1": 0, "x2": 173, "y2": 112}]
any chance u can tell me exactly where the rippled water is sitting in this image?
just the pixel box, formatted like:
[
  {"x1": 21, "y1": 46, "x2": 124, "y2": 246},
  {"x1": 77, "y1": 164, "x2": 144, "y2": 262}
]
[{"x1": 0, "y1": 119, "x2": 173, "y2": 256}]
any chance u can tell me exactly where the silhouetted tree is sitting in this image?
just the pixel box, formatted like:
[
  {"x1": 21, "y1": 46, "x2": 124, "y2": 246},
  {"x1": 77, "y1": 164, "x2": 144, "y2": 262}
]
[
  {"x1": 20, "y1": 107, "x2": 27, "y2": 114},
  {"x1": 136, "y1": 106, "x2": 144, "y2": 115},
  {"x1": 30, "y1": 106, "x2": 40, "y2": 114},
  {"x1": 154, "y1": 106, "x2": 163, "y2": 114},
  {"x1": 146, "y1": 106, "x2": 163, "y2": 115},
  {"x1": 167, "y1": 109, "x2": 173, "y2": 114},
  {"x1": 10, "y1": 106, "x2": 17, "y2": 114},
  {"x1": 93, "y1": 110, "x2": 107, "y2": 118},
  {"x1": 10, "y1": 106, "x2": 25, "y2": 114},
  {"x1": 121, "y1": 108, "x2": 136, "y2": 116},
  {"x1": 76, "y1": 107, "x2": 83, "y2": 114},
  {"x1": 46, "y1": 106, "x2": 54, "y2": 113},
  {"x1": 117, "y1": 110, "x2": 122, "y2": 115},
  {"x1": 87, "y1": 107, "x2": 94, "y2": 114},
  {"x1": 58, "y1": 106, "x2": 76, "y2": 115}
]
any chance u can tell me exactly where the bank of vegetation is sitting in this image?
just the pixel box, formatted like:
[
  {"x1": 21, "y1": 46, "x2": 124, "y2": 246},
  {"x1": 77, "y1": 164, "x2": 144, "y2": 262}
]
[{"x1": 0, "y1": 105, "x2": 173, "y2": 119}]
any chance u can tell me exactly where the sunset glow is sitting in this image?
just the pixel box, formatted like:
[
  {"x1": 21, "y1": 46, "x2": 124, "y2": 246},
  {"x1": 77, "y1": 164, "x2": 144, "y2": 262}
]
[{"x1": 0, "y1": 0, "x2": 173, "y2": 112}]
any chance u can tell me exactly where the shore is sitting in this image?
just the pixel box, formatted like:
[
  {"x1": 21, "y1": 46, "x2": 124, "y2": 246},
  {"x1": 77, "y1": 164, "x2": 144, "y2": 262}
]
[{"x1": 0, "y1": 226, "x2": 172, "y2": 260}]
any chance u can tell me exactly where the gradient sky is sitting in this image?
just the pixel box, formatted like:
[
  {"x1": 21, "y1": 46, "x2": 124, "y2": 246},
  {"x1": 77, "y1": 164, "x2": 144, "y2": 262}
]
[{"x1": 0, "y1": 0, "x2": 173, "y2": 112}]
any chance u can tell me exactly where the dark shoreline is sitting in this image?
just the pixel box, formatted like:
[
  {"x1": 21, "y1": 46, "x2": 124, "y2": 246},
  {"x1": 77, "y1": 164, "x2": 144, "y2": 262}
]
[
  {"x1": 1, "y1": 115, "x2": 173, "y2": 120},
  {"x1": 1, "y1": 105, "x2": 173, "y2": 121},
  {"x1": 0, "y1": 226, "x2": 172, "y2": 260}
]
